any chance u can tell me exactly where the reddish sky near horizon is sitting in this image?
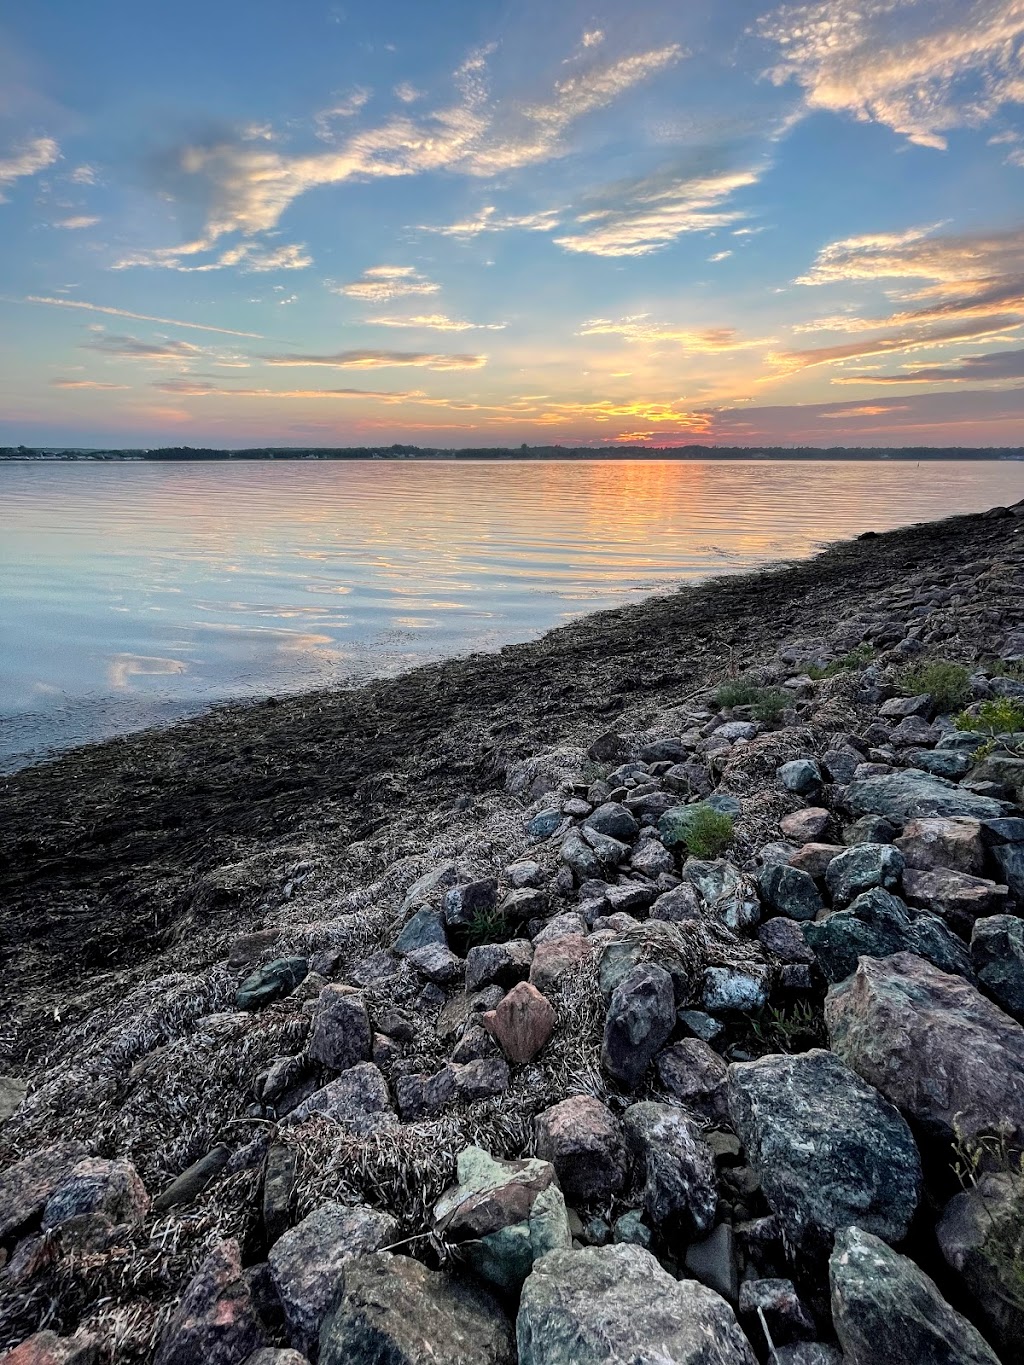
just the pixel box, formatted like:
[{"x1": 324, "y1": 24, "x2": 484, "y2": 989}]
[{"x1": 1, "y1": 0, "x2": 1024, "y2": 448}]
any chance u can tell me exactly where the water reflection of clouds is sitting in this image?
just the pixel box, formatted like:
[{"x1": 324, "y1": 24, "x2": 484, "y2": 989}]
[{"x1": 108, "y1": 654, "x2": 190, "y2": 689}]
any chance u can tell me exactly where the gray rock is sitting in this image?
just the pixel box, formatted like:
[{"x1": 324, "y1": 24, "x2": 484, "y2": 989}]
[
  {"x1": 843, "y1": 768, "x2": 1006, "y2": 822},
  {"x1": 611, "y1": 1208, "x2": 653, "y2": 1247},
  {"x1": 843, "y1": 814, "x2": 897, "y2": 845},
  {"x1": 393, "y1": 907, "x2": 447, "y2": 956},
  {"x1": 894, "y1": 816, "x2": 986, "y2": 874},
  {"x1": 534, "y1": 1095, "x2": 629, "y2": 1202},
  {"x1": 405, "y1": 943, "x2": 464, "y2": 985},
  {"x1": 581, "y1": 826, "x2": 631, "y2": 871},
  {"x1": 245, "y1": 1352, "x2": 309, "y2": 1365},
  {"x1": 402, "y1": 863, "x2": 459, "y2": 912},
  {"x1": 758, "y1": 917, "x2": 816, "y2": 964},
  {"x1": 528, "y1": 809, "x2": 565, "y2": 839},
  {"x1": 0, "y1": 1074, "x2": 27, "y2": 1124},
  {"x1": 306, "y1": 987, "x2": 371, "y2": 1073},
  {"x1": 42, "y1": 1158, "x2": 149, "y2": 1230},
  {"x1": 771, "y1": 1348, "x2": 842, "y2": 1365},
  {"x1": 561, "y1": 830, "x2": 604, "y2": 882},
  {"x1": 622, "y1": 1102, "x2": 717, "y2": 1237},
  {"x1": 155, "y1": 1239, "x2": 266, "y2": 1365},
  {"x1": 262, "y1": 1145, "x2": 297, "y2": 1246},
  {"x1": 236, "y1": 957, "x2": 309, "y2": 1011},
  {"x1": 971, "y1": 914, "x2": 1024, "y2": 1020},
  {"x1": 450, "y1": 1056, "x2": 510, "y2": 1101},
  {"x1": 702, "y1": 965, "x2": 770, "y2": 1014},
  {"x1": 282, "y1": 1062, "x2": 393, "y2": 1132},
  {"x1": 656, "y1": 1039, "x2": 729, "y2": 1122},
  {"x1": 824, "y1": 844, "x2": 904, "y2": 906},
  {"x1": 993, "y1": 841, "x2": 1024, "y2": 902},
  {"x1": 728, "y1": 1049, "x2": 921, "y2": 1250},
  {"x1": 821, "y1": 748, "x2": 860, "y2": 784},
  {"x1": 630, "y1": 839, "x2": 676, "y2": 878},
  {"x1": 936, "y1": 1172, "x2": 1024, "y2": 1359},
  {"x1": 461, "y1": 939, "x2": 532, "y2": 993},
  {"x1": 683, "y1": 859, "x2": 760, "y2": 931},
  {"x1": 507, "y1": 859, "x2": 545, "y2": 888},
  {"x1": 443, "y1": 877, "x2": 498, "y2": 927},
  {"x1": 829, "y1": 1225, "x2": 1000, "y2": 1365},
  {"x1": 778, "y1": 760, "x2": 823, "y2": 796},
  {"x1": 649, "y1": 882, "x2": 702, "y2": 922},
  {"x1": 584, "y1": 802, "x2": 640, "y2": 843},
  {"x1": 0, "y1": 1141, "x2": 88, "y2": 1239},
  {"x1": 737, "y1": 1278, "x2": 815, "y2": 1346},
  {"x1": 902, "y1": 865, "x2": 1009, "y2": 936},
  {"x1": 268, "y1": 1202, "x2": 398, "y2": 1357},
  {"x1": 320, "y1": 1252, "x2": 515, "y2": 1365},
  {"x1": 685, "y1": 1222, "x2": 738, "y2": 1302},
  {"x1": 969, "y1": 752, "x2": 1024, "y2": 803},
  {"x1": 803, "y1": 888, "x2": 973, "y2": 983},
  {"x1": 903, "y1": 747, "x2": 971, "y2": 780},
  {"x1": 758, "y1": 864, "x2": 824, "y2": 921},
  {"x1": 826, "y1": 952, "x2": 1024, "y2": 1147},
  {"x1": 517, "y1": 1244, "x2": 757, "y2": 1365},
  {"x1": 602, "y1": 963, "x2": 675, "y2": 1089},
  {"x1": 153, "y1": 1146, "x2": 232, "y2": 1212}
]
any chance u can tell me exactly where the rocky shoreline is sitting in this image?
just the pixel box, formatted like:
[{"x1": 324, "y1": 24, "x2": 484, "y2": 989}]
[{"x1": 2, "y1": 497, "x2": 1024, "y2": 1363}]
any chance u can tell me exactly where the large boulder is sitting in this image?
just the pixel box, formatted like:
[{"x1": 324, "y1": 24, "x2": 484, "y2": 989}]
[
  {"x1": 803, "y1": 888, "x2": 973, "y2": 984},
  {"x1": 433, "y1": 1147, "x2": 571, "y2": 1293},
  {"x1": 306, "y1": 987, "x2": 372, "y2": 1073},
  {"x1": 902, "y1": 866, "x2": 1008, "y2": 937},
  {"x1": 534, "y1": 1096, "x2": 629, "y2": 1203},
  {"x1": 154, "y1": 1240, "x2": 266, "y2": 1365},
  {"x1": 621, "y1": 1102, "x2": 717, "y2": 1238},
  {"x1": 282, "y1": 1062, "x2": 394, "y2": 1132},
  {"x1": 971, "y1": 914, "x2": 1024, "y2": 1021},
  {"x1": 0, "y1": 1142, "x2": 88, "y2": 1239},
  {"x1": 601, "y1": 963, "x2": 675, "y2": 1090},
  {"x1": 727, "y1": 1049, "x2": 921, "y2": 1251},
  {"x1": 843, "y1": 769, "x2": 1006, "y2": 822},
  {"x1": 320, "y1": 1252, "x2": 515, "y2": 1365},
  {"x1": 824, "y1": 844, "x2": 904, "y2": 906},
  {"x1": 517, "y1": 1244, "x2": 757, "y2": 1365},
  {"x1": 936, "y1": 1172, "x2": 1024, "y2": 1359},
  {"x1": 758, "y1": 864, "x2": 824, "y2": 922},
  {"x1": 42, "y1": 1157, "x2": 149, "y2": 1229},
  {"x1": 894, "y1": 817, "x2": 986, "y2": 874},
  {"x1": 268, "y1": 1202, "x2": 398, "y2": 1357},
  {"x1": 826, "y1": 952, "x2": 1024, "y2": 1146},
  {"x1": 829, "y1": 1226, "x2": 1001, "y2": 1365}
]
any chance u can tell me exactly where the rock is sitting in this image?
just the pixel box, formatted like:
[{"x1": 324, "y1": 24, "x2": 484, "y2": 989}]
[
  {"x1": 683, "y1": 859, "x2": 760, "y2": 931},
  {"x1": 508, "y1": 859, "x2": 545, "y2": 888},
  {"x1": 516, "y1": 1244, "x2": 757, "y2": 1365},
  {"x1": 282, "y1": 1062, "x2": 393, "y2": 1131},
  {"x1": 788, "y1": 843, "x2": 845, "y2": 878},
  {"x1": 993, "y1": 841, "x2": 1024, "y2": 902},
  {"x1": 581, "y1": 826, "x2": 631, "y2": 871},
  {"x1": 500, "y1": 887, "x2": 547, "y2": 923},
  {"x1": 969, "y1": 752, "x2": 1024, "y2": 803},
  {"x1": 728, "y1": 1049, "x2": 921, "y2": 1250},
  {"x1": 0, "y1": 1332, "x2": 99, "y2": 1365},
  {"x1": 656, "y1": 1039, "x2": 729, "y2": 1122},
  {"x1": 622, "y1": 1102, "x2": 717, "y2": 1236},
  {"x1": 465, "y1": 940, "x2": 534, "y2": 993},
  {"x1": 154, "y1": 1239, "x2": 266, "y2": 1365},
  {"x1": 588, "y1": 731, "x2": 630, "y2": 762},
  {"x1": 904, "y1": 747, "x2": 972, "y2": 780},
  {"x1": 890, "y1": 714, "x2": 941, "y2": 747},
  {"x1": 893, "y1": 815, "x2": 986, "y2": 875},
  {"x1": 936, "y1": 1172, "x2": 1024, "y2": 1358},
  {"x1": 770, "y1": 1347, "x2": 842, "y2": 1365},
  {"x1": 529, "y1": 934, "x2": 590, "y2": 993},
  {"x1": 534, "y1": 1095, "x2": 629, "y2": 1202},
  {"x1": 261, "y1": 1145, "x2": 297, "y2": 1245},
  {"x1": 153, "y1": 1146, "x2": 231, "y2": 1212},
  {"x1": 843, "y1": 768, "x2": 1006, "y2": 822},
  {"x1": 804, "y1": 888, "x2": 973, "y2": 983},
  {"x1": 702, "y1": 965, "x2": 770, "y2": 1014},
  {"x1": 529, "y1": 808, "x2": 565, "y2": 839},
  {"x1": 533, "y1": 911, "x2": 587, "y2": 944},
  {"x1": 483, "y1": 982, "x2": 555, "y2": 1063},
  {"x1": 584, "y1": 802, "x2": 640, "y2": 843},
  {"x1": 235, "y1": 957, "x2": 308, "y2": 1011},
  {"x1": 758, "y1": 917, "x2": 816, "y2": 964},
  {"x1": 658, "y1": 803, "x2": 729, "y2": 853},
  {"x1": 433, "y1": 1146, "x2": 571, "y2": 1292},
  {"x1": 829, "y1": 1225, "x2": 1000, "y2": 1365},
  {"x1": 780, "y1": 808, "x2": 831, "y2": 842},
  {"x1": 320, "y1": 1252, "x2": 515, "y2": 1365},
  {"x1": 778, "y1": 759, "x2": 823, "y2": 796},
  {"x1": 443, "y1": 877, "x2": 498, "y2": 927},
  {"x1": 827, "y1": 952, "x2": 1024, "y2": 1147},
  {"x1": 405, "y1": 943, "x2": 464, "y2": 985},
  {"x1": 824, "y1": 844, "x2": 904, "y2": 906},
  {"x1": 306, "y1": 987, "x2": 371, "y2": 1073},
  {"x1": 602, "y1": 963, "x2": 675, "y2": 1089},
  {"x1": 822, "y1": 747, "x2": 861, "y2": 784},
  {"x1": 244, "y1": 1352, "x2": 309, "y2": 1365},
  {"x1": 393, "y1": 907, "x2": 447, "y2": 956},
  {"x1": 843, "y1": 814, "x2": 897, "y2": 845},
  {"x1": 629, "y1": 839, "x2": 676, "y2": 877},
  {"x1": 402, "y1": 863, "x2": 459, "y2": 912},
  {"x1": 451, "y1": 1056, "x2": 510, "y2": 1101},
  {"x1": 678, "y1": 1009, "x2": 725, "y2": 1044},
  {"x1": 268, "y1": 1202, "x2": 398, "y2": 1357},
  {"x1": 649, "y1": 882, "x2": 702, "y2": 922},
  {"x1": 685, "y1": 1222, "x2": 738, "y2": 1302},
  {"x1": 758, "y1": 864, "x2": 824, "y2": 921},
  {"x1": 738, "y1": 1278, "x2": 815, "y2": 1346},
  {"x1": 561, "y1": 830, "x2": 604, "y2": 882},
  {"x1": 42, "y1": 1158, "x2": 149, "y2": 1230},
  {"x1": 971, "y1": 914, "x2": 1024, "y2": 1020},
  {"x1": 0, "y1": 1074, "x2": 27, "y2": 1124},
  {"x1": 0, "y1": 1141, "x2": 88, "y2": 1239},
  {"x1": 901, "y1": 866, "x2": 1008, "y2": 936},
  {"x1": 611, "y1": 1208, "x2": 653, "y2": 1246}
]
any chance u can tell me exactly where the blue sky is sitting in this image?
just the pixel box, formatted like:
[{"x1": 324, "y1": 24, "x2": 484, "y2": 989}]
[{"x1": 1, "y1": 0, "x2": 1023, "y2": 447}]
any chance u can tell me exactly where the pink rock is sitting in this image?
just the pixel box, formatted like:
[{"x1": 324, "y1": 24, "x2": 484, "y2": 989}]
[
  {"x1": 780, "y1": 808, "x2": 831, "y2": 842},
  {"x1": 154, "y1": 1239, "x2": 266, "y2": 1365},
  {"x1": 788, "y1": 843, "x2": 845, "y2": 878},
  {"x1": 483, "y1": 982, "x2": 555, "y2": 1063},
  {"x1": 895, "y1": 817, "x2": 986, "y2": 875},
  {"x1": 0, "y1": 1331, "x2": 98, "y2": 1365},
  {"x1": 529, "y1": 935, "x2": 591, "y2": 994},
  {"x1": 902, "y1": 867, "x2": 1008, "y2": 936}
]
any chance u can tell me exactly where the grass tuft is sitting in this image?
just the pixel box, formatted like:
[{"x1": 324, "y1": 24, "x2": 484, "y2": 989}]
[{"x1": 898, "y1": 660, "x2": 971, "y2": 713}]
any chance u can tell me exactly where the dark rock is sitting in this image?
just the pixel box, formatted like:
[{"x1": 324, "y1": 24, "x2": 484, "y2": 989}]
[
  {"x1": 244, "y1": 1351, "x2": 309, "y2": 1365},
  {"x1": 153, "y1": 1146, "x2": 231, "y2": 1212},
  {"x1": 464, "y1": 940, "x2": 533, "y2": 993},
  {"x1": 981, "y1": 816, "x2": 1024, "y2": 845},
  {"x1": 971, "y1": 914, "x2": 1024, "y2": 1020},
  {"x1": 0, "y1": 1332, "x2": 100, "y2": 1365},
  {"x1": 936, "y1": 1172, "x2": 1024, "y2": 1358},
  {"x1": 656, "y1": 1039, "x2": 729, "y2": 1122},
  {"x1": 969, "y1": 753, "x2": 1024, "y2": 803},
  {"x1": 685, "y1": 1222, "x2": 738, "y2": 1302},
  {"x1": 738, "y1": 1278, "x2": 815, "y2": 1346},
  {"x1": 320, "y1": 1252, "x2": 515, "y2": 1365},
  {"x1": 622, "y1": 1102, "x2": 717, "y2": 1237},
  {"x1": 507, "y1": 859, "x2": 545, "y2": 888},
  {"x1": 483, "y1": 982, "x2": 555, "y2": 1064},
  {"x1": 758, "y1": 917, "x2": 816, "y2": 964},
  {"x1": 770, "y1": 1347, "x2": 842, "y2": 1365},
  {"x1": 236, "y1": 957, "x2": 309, "y2": 1011},
  {"x1": 443, "y1": 878, "x2": 498, "y2": 927},
  {"x1": 402, "y1": 864, "x2": 458, "y2": 912},
  {"x1": 829, "y1": 1225, "x2": 1000, "y2": 1365},
  {"x1": 528, "y1": 809, "x2": 565, "y2": 839},
  {"x1": 393, "y1": 907, "x2": 446, "y2": 956},
  {"x1": 376, "y1": 1007, "x2": 417, "y2": 1043},
  {"x1": 901, "y1": 866, "x2": 1008, "y2": 936},
  {"x1": 0, "y1": 1142, "x2": 88, "y2": 1239},
  {"x1": 602, "y1": 963, "x2": 675, "y2": 1089},
  {"x1": 588, "y1": 731, "x2": 630, "y2": 763},
  {"x1": 306, "y1": 987, "x2": 371, "y2": 1073},
  {"x1": 826, "y1": 951, "x2": 1024, "y2": 1147},
  {"x1": 516, "y1": 1244, "x2": 757, "y2": 1365},
  {"x1": 282, "y1": 1062, "x2": 393, "y2": 1131},
  {"x1": 649, "y1": 882, "x2": 702, "y2": 922},
  {"x1": 993, "y1": 841, "x2": 1024, "y2": 902},
  {"x1": 154, "y1": 1239, "x2": 266, "y2": 1365},
  {"x1": 261, "y1": 1144, "x2": 297, "y2": 1246},
  {"x1": 611, "y1": 1209, "x2": 652, "y2": 1247},
  {"x1": 560, "y1": 830, "x2": 604, "y2": 882},
  {"x1": 843, "y1": 768, "x2": 1006, "y2": 822},
  {"x1": 728, "y1": 1048, "x2": 921, "y2": 1250},
  {"x1": 758, "y1": 864, "x2": 824, "y2": 921},
  {"x1": 268, "y1": 1202, "x2": 398, "y2": 1357},
  {"x1": 843, "y1": 814, "x2": 897, "y2": 845},
  {"x1": 42, "y1": 1157, "x2": 148, "y2": 1229},
  {"x1": 804, "y1": 888, "x2": 973, "y2": 983},
  {"x1": 584, "y1": 802, "x2": 640, "y2": 843},
  {"x1": 825, "y1": 844, "x2": 904, "y2": 906},
  {"x1": 534, "y1": 1095, "x2": 629, "y2": 1202},
  {"x1": 904, "y1": 747, "x2": 971, "y2": 780},
  {"x1": 678, "y1": 1009, "x2": 725, "y2": 1044},
  {"x1": 778, "y1": 759, "x2": 823, "y2": 796},
  {"x1": 405, "y1": 943, "x2": 464, "y2": 984}
]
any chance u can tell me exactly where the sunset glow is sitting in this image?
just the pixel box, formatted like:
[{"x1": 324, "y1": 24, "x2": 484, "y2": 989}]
[{"x1": 2, "y1": 0, "x2": 1023, "y2": 448}]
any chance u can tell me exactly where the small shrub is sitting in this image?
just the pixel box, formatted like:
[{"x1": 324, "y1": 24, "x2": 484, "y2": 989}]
[
  {"x1": 460, "y1": 905, "x2": 513, "y2": 949},
  {"x1": 713, "y1": 679, "x2": 764, "y2": 709},
  {"x1": 683, "y1": 807, "x2": 734, "y2": 859},
  {"x1": 752, "y1": 688, "x2": 792, "y2": 723},
  {"x1": 899, "y1": 660, "x2": 971, "y2": 713},
  {"x1": 803, "y1": 644, "x2": 876, "y2": 681},
  {"x1": 957, "y1": 697, "x2": 1024, "y2": 738},
  {"x1": 750, "y1": 1000, "x2": 827, "y2": 1055},
  {"x1": 986, "y1": 660, "x2": 1024, "y2": 682}
]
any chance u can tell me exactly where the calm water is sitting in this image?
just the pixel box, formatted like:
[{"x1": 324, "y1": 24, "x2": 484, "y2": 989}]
[{"x1": 2, "y1": 459, "x2": 1022, "y2": 772}]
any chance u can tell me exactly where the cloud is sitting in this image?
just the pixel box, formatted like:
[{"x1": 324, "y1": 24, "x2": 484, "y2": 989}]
[
  {"x1": 417, "y1": 204, "x2": 560, "y2": 237},
  {"x1": 365, "y1": 312, "x2": 506, "y2": 330},
  {"x1": 759, "y1": 0, "x2": 1024, "y2": 150},
  {"x1": 314, "y1": 88, "x2": 371, "y2": 139},
  {"x1": 69, "y1": 164, "x2": 96, "y2": 185},
  {"x1": 582, "y1": 30, "x2": 605, "y2": 48},
  {"x1": 554, "y1": 166, "x2": 763, "y2": 256},
  {"x1": 84, "y1": 333, "x2": 205, "y2": 361},
  {"x1": 52, "y1": 215, "x2": 100, "y2": 229},
  {"x1": 708, "y1": 249, "x2": 733, "y2": 262},
  {"x1": 0, "y1": 135, "x2": 58, "y2": 199},
  {"x1": 50, "y1": 378, "x2": 130, "y2": 390},
  {"x1": 114, "y1": 239, "x2": 312, "y2": 272},
  {"x1": 772, "y1": 316, "x2": 1022, "y2": 371},
  {"x1": 16, "y1": 295, "x2": 265, "y2": 338},
  {"x1": 833, "y1": 345, "x2": 1024, "y2": 383},
  {"x1": 262, "y1": 348, "x2": 487, "y2": 371},
  {"x1": 152, "y1": 376, "x2": 425, "y2": 401},
  {"x1": 394, "y1": 82, "x2": 422, "y2": 104},
  {"x1": 335, "y1": 265, "x2": 440, "y2": 301},
  {"x1": 577, "y1": 316, "x2": 770, "y2": 351}
]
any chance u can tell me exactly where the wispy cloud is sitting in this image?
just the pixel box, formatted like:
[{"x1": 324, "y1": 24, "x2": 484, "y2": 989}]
[
  {"x1": 335, "y1": 265, "x2": 440, "y2": 301},
  {"x1": 84, "y1": 333, "x2": 205, "y2": 361},
  {"x1": 759, "y1": 0, "x2": 1024, "y2": 151},
  {"x1": 577, "y1": 316, "x2": 770, "y2": 351},
  {"x1": 314, "y1": 88, "x2": 372, "y2": 139},
  {"x1": 394, "y1": 82, "x2": 422, "y2": 104},
  {"x1": 554, "y1": 166, "x2": 763, "y2": 257},
  {"x1": 772, "y1": 316, "x2": 1022, "y2": 371},
  {"x1": 417, "y1": 205, "x2": 560, "y2": 238},
  {"x1": 151, "y1": 376, "x2": 424, "y2": 401},
  {"x1": 69, "y1": 164, "x2": 97, "y2": 185},
  {"x1": 16, "y1": 295, "x2": 265, "y2": 338},
  {"x1": 262, "y1": 348, "x2": 487, "y2": 370},
  {"x1": 365, "y1": 312, "x2": 505, "y2": 331},
  {"x1": 114, "y1": 239, "x2": 311, "y2": 273},
  {"x1": 833, "y1": 344, "x2": 1024, "y2": 384},
  {"x1": 0, "y1": 136, "x2": 59, "y2": 200},
  {"x1": 708, "y1": 249, "x2": 733, "y2": 262},
  {"x1": 52, "y1": 215, "x2": 100, "y2": 230},
  {"x1": 50, "y1": 378, "x2": 130, "y2": 390}
]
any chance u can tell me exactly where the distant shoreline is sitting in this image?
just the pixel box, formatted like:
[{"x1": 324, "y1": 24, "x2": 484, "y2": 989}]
[{"x1": 3, "y1": 444, "x2": 1024, "y2": 462}]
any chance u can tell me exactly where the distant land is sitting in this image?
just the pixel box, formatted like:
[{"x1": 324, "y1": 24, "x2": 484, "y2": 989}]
[{"x1": 3, "y1": 443, "x2": 1023, "y2": 462}]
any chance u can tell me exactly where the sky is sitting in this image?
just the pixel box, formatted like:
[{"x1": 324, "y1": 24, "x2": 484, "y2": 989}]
[{"x1": 1, "y1": 0, "x2": 1023, "y2": 449}]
